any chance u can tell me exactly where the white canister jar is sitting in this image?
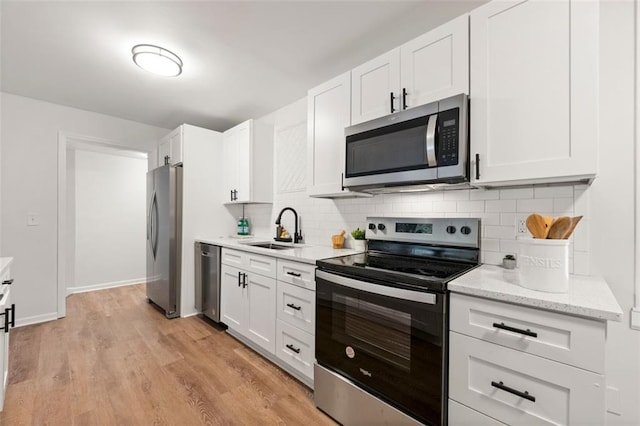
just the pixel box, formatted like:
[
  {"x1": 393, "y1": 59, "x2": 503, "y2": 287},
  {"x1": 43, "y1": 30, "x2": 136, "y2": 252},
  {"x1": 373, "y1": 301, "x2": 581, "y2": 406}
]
[{"x1": 517, "y1": 238, "x2": 569, "y2": 293}]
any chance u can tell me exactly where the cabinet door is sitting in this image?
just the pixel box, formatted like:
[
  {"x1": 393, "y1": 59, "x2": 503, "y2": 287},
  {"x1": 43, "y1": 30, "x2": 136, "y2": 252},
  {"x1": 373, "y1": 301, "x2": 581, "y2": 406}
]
[
  {"x1": 220, "y1": 265, "x2": 243, "y2": 331},
  {"x1": 244, "y1": 272, "x2": 276, "y2": 353},
  {"x1": 169, "y1": 128, "x2": 183, "y2": 165},
  {"x1": 158, "y1": 139, "x2": 171, "y2": 167},
  {"x1": 401, "y1": 14, "x2": 469, "y2": 109},
  {"x1": 470, "y1": 0, "x2": 598, "y2": 185},
  {"x1": 222, "y1": 121, "x2": 253, "y2": 203},
  {"x1": 351, "y1": 49, "x2": 401, "y2": 125},
  {"x1": 307, "y1": 72, "x2": 351, "y2": 196}
]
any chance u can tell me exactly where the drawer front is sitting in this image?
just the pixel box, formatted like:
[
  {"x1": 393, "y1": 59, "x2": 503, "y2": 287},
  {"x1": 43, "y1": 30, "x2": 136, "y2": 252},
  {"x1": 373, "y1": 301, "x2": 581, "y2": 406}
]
[
  {"x1": 450, "y1": 293, "x2": 605, "y2": 373},
  {"x1": 0, "y1": 266, "x2": 11, "y2": 287},
  {"x1": 221, "y1": 248, "x2": 244, "y2": 267},
  {"x1": 449, "y1": 332, "x2": 605, "y2": 426},
  {"x1": 276, "y1": 281, "x2": 315, "y2": 334},
  {"x1": 277, "y1": 259, "x2": 316, "y2": 290},
  {"x1": 245, "y1": 252, "x2": 277, "y2": 278},
  {"x1": 448, "y1": 399, "x2": 505, "y2": 426},
  {"x1": 275, "y1": 319, "x2": 314, "y2": 380}
]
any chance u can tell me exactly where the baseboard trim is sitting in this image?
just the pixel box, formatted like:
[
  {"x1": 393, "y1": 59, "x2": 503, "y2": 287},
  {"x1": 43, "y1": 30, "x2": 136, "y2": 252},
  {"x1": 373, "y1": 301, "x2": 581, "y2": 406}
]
[
  {"x1": 67, "y1": 277, "x2": 146, "y2": 296},
  {"x1": 15, "y1": 312, "x2": 58, "y2": 328}
]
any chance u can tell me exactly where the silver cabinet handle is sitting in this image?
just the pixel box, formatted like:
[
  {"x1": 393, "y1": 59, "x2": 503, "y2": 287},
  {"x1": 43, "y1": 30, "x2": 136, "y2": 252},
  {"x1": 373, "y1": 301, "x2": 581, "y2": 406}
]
[{"x1": 426, "y1": 113, "x2": 438, "y2": 167}]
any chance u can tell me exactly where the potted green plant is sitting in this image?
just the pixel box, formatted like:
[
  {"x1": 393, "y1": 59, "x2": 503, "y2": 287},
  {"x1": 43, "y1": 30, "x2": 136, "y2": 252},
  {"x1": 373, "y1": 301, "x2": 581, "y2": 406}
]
[{"x1": 350, "y1": 227, "x2": 366, "y2": 251}]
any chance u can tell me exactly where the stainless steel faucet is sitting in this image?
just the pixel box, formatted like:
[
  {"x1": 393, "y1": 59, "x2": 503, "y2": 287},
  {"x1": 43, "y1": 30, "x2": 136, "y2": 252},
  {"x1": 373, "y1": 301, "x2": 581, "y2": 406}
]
[{"x1": 275, "y1": 207, "x2": 302, "y2": 243}]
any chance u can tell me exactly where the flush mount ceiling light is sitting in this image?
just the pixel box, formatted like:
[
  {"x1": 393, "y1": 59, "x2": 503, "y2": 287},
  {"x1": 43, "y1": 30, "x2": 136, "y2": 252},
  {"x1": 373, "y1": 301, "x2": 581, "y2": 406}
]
[{"x1": 132, "y1": 44, "x2": 183, "y2": 77}]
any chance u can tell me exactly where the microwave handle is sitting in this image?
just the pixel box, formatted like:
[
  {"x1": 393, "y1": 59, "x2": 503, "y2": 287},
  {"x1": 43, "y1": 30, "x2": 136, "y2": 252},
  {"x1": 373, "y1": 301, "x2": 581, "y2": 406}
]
[{"x1": 426, "y1": 113, "x2": 438, "y2": 166}]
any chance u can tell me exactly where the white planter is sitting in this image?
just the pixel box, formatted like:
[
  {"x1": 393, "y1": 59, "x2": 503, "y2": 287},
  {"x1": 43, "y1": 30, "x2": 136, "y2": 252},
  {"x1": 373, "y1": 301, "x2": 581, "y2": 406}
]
[{"x1": 351, "y1": 239, "x2": 366, "y2": 252}]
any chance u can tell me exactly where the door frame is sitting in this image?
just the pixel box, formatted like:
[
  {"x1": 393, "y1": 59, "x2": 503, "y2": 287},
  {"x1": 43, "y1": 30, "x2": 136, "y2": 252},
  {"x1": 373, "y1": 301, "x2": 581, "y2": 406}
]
[{"x1": 57, "y1": 132, "x2": 152, "y2": 318}]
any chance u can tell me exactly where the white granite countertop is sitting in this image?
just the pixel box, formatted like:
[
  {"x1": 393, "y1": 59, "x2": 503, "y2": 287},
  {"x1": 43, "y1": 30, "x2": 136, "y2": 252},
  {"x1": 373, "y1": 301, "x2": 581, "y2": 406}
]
[
  {"x1": 195, "y1": 237, "x2": 362, "y2": 265},
  {"x1": 0, "y1": 257, "x2": 13, "y2": 276},
  {"x1": 449, "y1": 264, "x2": 623, "y2": 322}
]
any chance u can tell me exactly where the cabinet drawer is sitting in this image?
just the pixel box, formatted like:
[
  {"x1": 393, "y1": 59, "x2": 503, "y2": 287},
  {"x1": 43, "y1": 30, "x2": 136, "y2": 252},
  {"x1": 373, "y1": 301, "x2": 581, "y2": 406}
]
[
  {"x1": 221, "y1": 248, "x2": 244, "y2": 267},
  {"x1": 449, "y1": 332, "x2": 605, "y2": 426},
  {"x1": 448, "y1": 399, "x2": 505, "y2": 426},
  {"x1": 275, "y1": 319, "x2": 314, "y2": 380},
  {"x1": 221, "y1": 248, "x2": 277, "y2": 278},
  {"x1": 276, "y1": 281, "x2": 315, "y2": 334},
  {"x1": 450, "y1": 293, "x2": 605, "y2": 373},
  {"x1": 277, "y1": 259, "x2": 316, "y2": 290},
  {"x1": 0, "y1": 266, "x2": 11, "y2": 286}
]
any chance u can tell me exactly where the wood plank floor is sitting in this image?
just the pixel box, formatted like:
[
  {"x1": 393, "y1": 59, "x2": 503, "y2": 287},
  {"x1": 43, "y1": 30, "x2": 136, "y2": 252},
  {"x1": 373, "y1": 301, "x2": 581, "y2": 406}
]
[{"x1": 0, "y1": 284, "x2": 336, "y2": 425}]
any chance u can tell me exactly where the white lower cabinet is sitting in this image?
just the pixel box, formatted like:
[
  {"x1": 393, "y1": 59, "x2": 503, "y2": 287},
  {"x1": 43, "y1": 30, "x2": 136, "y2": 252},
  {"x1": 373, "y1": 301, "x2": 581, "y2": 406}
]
[
  {"x1": 448, "y1": 399, "x2": 505, "y2": 426},
  {"x1": 449, "y1": 293, "x2": 607, "y2": 425},
  {"x1": 0, "y1": 261, "x2": 14, "y2": 412},
  {"x1": 220, "y1": 261, "x2": 276, "y2": 353},
  {"x1": 220, "y1": 248, "x2": 316, "y2": 386},
  {"x1": 275, "y1": 319, "x2": 314, "y2": 380}
]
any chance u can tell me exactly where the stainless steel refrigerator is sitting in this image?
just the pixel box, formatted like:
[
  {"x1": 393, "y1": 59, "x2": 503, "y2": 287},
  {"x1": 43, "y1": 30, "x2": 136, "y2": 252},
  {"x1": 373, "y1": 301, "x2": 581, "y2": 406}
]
[{"x1": 146, "y1": 164, "x2": 182, "y2": 318}]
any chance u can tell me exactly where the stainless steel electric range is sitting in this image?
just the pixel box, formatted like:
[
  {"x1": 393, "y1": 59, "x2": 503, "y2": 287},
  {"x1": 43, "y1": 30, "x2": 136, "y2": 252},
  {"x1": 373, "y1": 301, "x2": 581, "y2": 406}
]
[{"x1": 314, "y1": 217, "x2": 480, "y2": 426}]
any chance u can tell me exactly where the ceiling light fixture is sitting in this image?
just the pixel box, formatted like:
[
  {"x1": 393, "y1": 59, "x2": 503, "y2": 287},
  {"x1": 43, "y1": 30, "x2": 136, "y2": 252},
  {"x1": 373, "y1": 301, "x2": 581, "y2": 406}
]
[{"x1": 132, "y1": 44, "x2": 183, "y2": 77}]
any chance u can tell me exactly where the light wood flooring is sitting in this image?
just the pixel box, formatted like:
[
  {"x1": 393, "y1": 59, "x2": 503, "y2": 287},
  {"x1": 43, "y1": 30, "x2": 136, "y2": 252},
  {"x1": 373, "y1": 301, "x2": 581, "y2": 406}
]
[{"x1": 0, "y1": 284, "x2": 336, "y2": 425}]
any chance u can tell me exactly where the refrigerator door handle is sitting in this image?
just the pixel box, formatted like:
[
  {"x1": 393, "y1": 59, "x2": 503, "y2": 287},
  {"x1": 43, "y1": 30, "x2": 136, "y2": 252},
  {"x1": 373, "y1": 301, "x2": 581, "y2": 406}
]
[{"x1": 149, "y1": 192, "x2": 158, "y2": 260}]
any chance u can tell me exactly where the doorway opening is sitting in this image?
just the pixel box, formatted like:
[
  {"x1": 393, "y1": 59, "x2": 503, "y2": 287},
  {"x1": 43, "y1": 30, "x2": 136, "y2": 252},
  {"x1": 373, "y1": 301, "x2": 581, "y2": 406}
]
[{"x1": 57, "y1": 133, "x2": 152, "y2": 318}]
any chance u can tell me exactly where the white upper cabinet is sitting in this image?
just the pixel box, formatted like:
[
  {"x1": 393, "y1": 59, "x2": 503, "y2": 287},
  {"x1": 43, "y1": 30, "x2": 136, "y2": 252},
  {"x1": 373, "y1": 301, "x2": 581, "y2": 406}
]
[
  {"x1": 351, "y1": 49, "x2": 401, "y2": 125},
  {"x1": 351, "y1": 14, "x2": 469, "y2": 125},
  {"x1": 401, "y1": 14, "x2": 469, "y2": 110},
  {"x1": 158, "y1": 126, "x2": 183, "y2": 166},
  {"x1": 307, "y1": 72, "x2": 371, "y2": 198},
  {"x1": 470, "y1": 0, "x2": 598, "y2": 186},
  {"x1": 222, "y1": 119, "x2": 273, "y2": 204}
]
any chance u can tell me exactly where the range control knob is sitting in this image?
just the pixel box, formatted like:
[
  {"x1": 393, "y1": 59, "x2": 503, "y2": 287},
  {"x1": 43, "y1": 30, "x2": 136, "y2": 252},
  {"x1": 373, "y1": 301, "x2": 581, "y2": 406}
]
[
  {"x1": 460, "y1": 226, "x2": 472, "y2": 235},
  {"x1": 377, "y1": 223, "x2": 386, "y2": 231},
  {"x1": 368, "y1": 223, "x2": 376, "y2": 230},
  {"x1": 446, "y1": 225, "x2": 457, "y2": 234}
]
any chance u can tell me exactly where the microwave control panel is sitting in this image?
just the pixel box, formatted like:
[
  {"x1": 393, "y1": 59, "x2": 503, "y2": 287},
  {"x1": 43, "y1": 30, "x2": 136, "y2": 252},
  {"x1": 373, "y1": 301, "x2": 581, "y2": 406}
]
[{"x1": 437, "y1": 108, "x2": 459, "y2": 166}]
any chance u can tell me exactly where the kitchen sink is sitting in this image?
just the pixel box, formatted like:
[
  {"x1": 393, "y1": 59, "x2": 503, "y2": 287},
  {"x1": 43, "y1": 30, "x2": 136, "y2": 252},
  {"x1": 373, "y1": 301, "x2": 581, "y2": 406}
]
[{"x1": 246, "y1": 242, "x2": 294, "y2": 250}]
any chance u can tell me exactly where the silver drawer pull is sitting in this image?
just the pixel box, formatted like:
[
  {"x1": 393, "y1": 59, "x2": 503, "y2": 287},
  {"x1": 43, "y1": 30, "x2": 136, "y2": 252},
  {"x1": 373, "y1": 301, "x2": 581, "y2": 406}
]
[
  {"x1": 491, "y1": 381, "x2": 536, "y2": 402},
  {"x1": 493, "y1": 322, "x2": 538, "y2": 338}
]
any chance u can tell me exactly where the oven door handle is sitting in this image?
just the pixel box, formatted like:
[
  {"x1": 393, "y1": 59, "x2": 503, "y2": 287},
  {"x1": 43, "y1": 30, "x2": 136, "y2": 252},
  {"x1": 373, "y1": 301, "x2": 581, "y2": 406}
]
[{"x1": 316, "y1": 270, "x2": 437, "y2": 304}]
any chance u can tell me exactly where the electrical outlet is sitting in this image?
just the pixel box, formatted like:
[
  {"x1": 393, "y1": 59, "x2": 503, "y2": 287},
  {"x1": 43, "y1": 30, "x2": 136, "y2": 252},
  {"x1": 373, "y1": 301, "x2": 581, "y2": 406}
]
[{"x1": 515, "y1": 215, "x2": 529, "y2": 236}]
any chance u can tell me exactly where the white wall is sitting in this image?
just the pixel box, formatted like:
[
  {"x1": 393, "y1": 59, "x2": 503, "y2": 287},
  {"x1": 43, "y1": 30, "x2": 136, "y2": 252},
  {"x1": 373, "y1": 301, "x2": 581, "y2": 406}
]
[
  {"x1": 0, "y1": 92, "x2": 169, "y2": 326},
  {"x1": 71, "y1": 149, "x2": 147, "y2": 292}
]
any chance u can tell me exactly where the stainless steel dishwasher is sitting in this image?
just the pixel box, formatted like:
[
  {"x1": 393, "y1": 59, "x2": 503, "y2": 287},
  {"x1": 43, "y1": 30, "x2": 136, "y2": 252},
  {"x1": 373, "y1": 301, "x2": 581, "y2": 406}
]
[{"x1": 194, "y1": 242, "x2": 221, "y2": 323}]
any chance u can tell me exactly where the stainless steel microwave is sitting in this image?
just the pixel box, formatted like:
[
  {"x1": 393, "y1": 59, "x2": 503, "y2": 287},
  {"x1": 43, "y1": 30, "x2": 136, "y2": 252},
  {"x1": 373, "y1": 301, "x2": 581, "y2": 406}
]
[{"x1": 343, "y1": 93, "x2": 469, "y2": 192}]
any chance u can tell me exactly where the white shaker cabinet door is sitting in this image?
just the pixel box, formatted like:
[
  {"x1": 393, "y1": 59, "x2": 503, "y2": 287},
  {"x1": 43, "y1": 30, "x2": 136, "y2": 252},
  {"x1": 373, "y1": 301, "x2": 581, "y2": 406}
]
[
  {"x1": 245, "y1": 272, "x2": 276, "y2": 354},
  {"x1": 351, "y1": 48, "x2": 401, "y2": 125},
  {"x1": 220, "y1": 265, "x2": 244, "y2": 332},
  {"x1": 401, "y1": 14, "x2": 469, "y2": 109},
  {"x1": 471, "y1": 0, "x2": 598, "y2": 186}
]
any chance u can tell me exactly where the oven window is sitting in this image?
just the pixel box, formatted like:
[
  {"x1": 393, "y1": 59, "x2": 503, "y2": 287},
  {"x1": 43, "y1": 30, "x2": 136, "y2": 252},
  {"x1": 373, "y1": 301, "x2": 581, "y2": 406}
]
[{"x1": 335, "y1": 294, "x2": 411, "y2": 371}]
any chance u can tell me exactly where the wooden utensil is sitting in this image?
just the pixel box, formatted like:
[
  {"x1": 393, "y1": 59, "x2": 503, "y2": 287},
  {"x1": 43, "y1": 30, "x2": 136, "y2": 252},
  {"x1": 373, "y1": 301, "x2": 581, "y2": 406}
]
[
  {"x1": 542, "y1": 216, "x2": 554, "y2": 238},
  {"x1": 562, "y1": 216, "x2": 583, "y2": 239},
  {"x1": 526, "y1": 214, "x2": 548, "y2": 239},
  {"x1": 546, "y1": 216, "x2": 571, "y2": 239}
]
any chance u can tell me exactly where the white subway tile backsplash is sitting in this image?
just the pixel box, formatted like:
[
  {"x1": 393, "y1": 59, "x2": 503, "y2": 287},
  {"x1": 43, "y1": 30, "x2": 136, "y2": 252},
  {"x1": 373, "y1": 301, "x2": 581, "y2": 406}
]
[
  {"x1": 484, "y1": 225, "x2": 515, "y2": 240},
  {"x1": 500, "y1": 239, "x2": 519, "y2": 255},
  {"x1": 479, "y1": 212, "x2": 501, "y2": 226},
  {"x1": 572, "y1": 219, "x2": 589, "y2": 251},
  {"x1": 432, "y1": 201, "x2": 458, "y2": 212},
  {"x1": 481, "y1": 238, "x2": 500, "y2": 252},
  {"x1": 573, "y1": 251, "x2": 590, "y2": 276},
  {"x1": 486, "y1": 200, "x2": 516, "y2": 212},
  {"x1": 482, "y1": 251, "x2": 506, "y2": 265},
  {"x1": 457, "y1": 200, "x2": 485, "y2": 213},
  {"x1": 500, "y1": 213, "x2": 517, "y2": 226},
  {"x1": 443, "y1": 190, "x2": 470, "y2": 201},
  {"x1": 553, "y1": 198, "x2": 574, "y2": 214},
  {"x1": 500, "y1": 187, "x2": 534, "y2": 199},
  {"x1": 516, "y1": 198, "x2": 553, "y2": 213},
  {"x1": 470, "y1": 188, "x2": 500, "y2": 200},
  {"x1": 534, "y1": 186, "x2": 574, "y2": 198}
]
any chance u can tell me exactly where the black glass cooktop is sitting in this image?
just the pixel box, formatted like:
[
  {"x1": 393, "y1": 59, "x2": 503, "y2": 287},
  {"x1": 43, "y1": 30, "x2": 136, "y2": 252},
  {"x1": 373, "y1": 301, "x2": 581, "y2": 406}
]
[{"x1": 317, "y1": 251, "x2": 478, "y2": 293}]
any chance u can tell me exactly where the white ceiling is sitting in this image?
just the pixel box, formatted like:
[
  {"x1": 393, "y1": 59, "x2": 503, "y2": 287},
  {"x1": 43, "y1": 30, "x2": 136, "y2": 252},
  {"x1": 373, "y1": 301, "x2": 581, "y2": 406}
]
[{"x1": 1, "y1": 1, "x2": 487, "y2": 132}]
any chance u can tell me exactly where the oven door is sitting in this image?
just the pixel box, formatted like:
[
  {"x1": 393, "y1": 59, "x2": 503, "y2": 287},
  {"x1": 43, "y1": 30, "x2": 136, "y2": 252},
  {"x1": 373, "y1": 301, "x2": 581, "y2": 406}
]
[{"x1": 315, "y1": 270, "x2": 446, "y2": 425}]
